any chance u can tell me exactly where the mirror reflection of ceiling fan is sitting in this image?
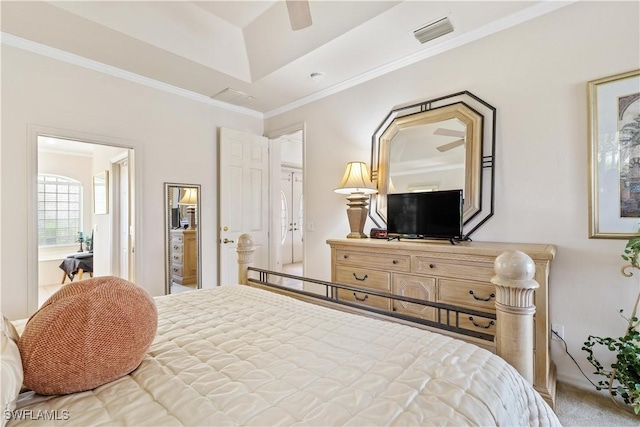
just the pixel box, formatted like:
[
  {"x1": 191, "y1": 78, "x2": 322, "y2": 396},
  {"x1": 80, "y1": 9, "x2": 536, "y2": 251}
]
[
  {"x1": 286, "y1": 0, "x2": 313, "y2": 30},
  {"x1": 434, "y1": 128, "x2": 466, "y2": 152}
]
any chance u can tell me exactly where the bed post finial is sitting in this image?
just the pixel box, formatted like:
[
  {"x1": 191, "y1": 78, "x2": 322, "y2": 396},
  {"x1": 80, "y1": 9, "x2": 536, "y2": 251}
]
[
  {"x1": 237, "y1": 234, "x2": 255, "y2": 285},
  {"x1": 491, "y1": 250, "x2": 539, "y2": 384}
]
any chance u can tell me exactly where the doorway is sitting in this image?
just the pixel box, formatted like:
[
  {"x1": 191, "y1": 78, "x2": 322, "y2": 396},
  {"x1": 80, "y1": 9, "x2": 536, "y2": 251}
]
[
  {"x1": 270, "y1": 129, "x2": 304, "y2": 286},
  {"x1": 280, "y1": 168, "x2": 303, "y2": 267},
  {"x1": 35, "y1": 134, "x2": 134, "y2": 307}
]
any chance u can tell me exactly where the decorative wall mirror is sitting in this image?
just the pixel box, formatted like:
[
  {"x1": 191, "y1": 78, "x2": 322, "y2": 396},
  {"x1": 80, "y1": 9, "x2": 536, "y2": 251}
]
[
  {"x1": 370, "y1": 91, "x2": 496, "y2": 238},
  {"x1": 164, "y1": 183, "x2": 201, "y2": 294}
]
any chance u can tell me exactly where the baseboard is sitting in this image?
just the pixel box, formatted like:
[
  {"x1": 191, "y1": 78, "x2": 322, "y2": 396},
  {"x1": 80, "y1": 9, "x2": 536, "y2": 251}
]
[{"x1": 556, "y1": 373, "x2": 612, "y2": 400}]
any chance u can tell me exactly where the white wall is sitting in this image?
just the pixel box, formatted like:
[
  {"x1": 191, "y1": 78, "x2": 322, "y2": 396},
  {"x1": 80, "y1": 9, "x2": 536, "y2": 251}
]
[
  {"x1": 1, "y1": 45, "x2": 263, "y2": 319},
  {"x1": 265, "y1": 1, "x2": 640, "y2": 389}
]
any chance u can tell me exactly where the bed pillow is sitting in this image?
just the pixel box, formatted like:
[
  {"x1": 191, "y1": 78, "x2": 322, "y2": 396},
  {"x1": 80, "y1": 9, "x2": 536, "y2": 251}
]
[
  {"x1": 1, "y1": 314, "x2": 20, "y2": 343},
  {"x1": 1, "y1": 315, "x2": 23, "y2": 427},
  {"x1": 18, "y1": 276, "x2": 157, "y2": 395}
]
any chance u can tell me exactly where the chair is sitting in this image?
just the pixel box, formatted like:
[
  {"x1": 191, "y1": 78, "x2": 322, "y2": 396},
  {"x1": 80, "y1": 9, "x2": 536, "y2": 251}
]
[{"x1": 59, "y1": 232, "x2": 94, "y2": 283}]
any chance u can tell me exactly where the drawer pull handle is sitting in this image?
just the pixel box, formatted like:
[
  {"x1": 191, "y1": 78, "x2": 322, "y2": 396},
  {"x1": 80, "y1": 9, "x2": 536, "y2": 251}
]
[
  {"x1": 173, "y1": 245, "x2": 179, "y2": 250},
  {"x1": 173, "y1": 268, "x2": 178, "y2": 273},
  {"x1": 343, "y1": 255, "x2": 349, "y2": 259},
  {"x1": 469, "y1": 317, "x2": 495, "y2": 329},
  {"x1": 469, "y1": 290, "x2": 495, "y2": 302},
  {"x1": 352, "y1": 273, "x2": 368, "y2": 281},
  {"x1": 392, "y1": 260, "x2": 398, "y2": 264},
  {"x1": 429, "y1": 263, "x2": 435, "y2": 269},
  {"x1": 353, "y1": 292, "x2": 369, "y2": 302},
  {"x1": 173, "y1": 255, "x2": 179, "y2": 260}
]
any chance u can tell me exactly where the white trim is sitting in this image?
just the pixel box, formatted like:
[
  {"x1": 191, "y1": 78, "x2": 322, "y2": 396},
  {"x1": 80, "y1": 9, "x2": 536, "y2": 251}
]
[
  {"x1": 556, "y1": 372, "x2": 606, "y2": 395},
  {"x1": 27, "y1": 124, "x2": 144, "y2": 314},
  {"x1": 1, "y1": 33, "x2": 262, "y2": 119},
  {"x1": 2, "y1": 1, "x2": 574, "y2": 120}
]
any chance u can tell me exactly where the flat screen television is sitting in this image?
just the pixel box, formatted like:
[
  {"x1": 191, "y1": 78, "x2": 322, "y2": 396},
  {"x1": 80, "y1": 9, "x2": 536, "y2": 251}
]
[
  {"x1": 171, "y1": 208, "x2": 181, "y2": 229},
  {"x1": 387, "y1": 189, "x2": 463, "y2": 240}
]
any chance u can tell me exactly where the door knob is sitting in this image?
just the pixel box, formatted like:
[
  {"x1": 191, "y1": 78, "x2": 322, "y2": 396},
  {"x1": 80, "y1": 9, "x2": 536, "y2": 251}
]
[{"x1": 222, "y1": 238, "x2": 235, "y2": 244}]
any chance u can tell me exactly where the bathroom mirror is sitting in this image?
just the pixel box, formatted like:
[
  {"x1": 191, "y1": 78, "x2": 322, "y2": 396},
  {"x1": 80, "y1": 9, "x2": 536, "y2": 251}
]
[
  {"x1": 370, "y1": 91, "x2": 496, "y2": 238},
  {"x1": 164, "y1": 183, "x2": 201, "y2": 294}
]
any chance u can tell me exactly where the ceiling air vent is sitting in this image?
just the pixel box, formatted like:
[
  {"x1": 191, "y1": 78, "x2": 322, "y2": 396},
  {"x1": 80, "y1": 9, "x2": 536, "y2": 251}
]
[
  {"x1": 210, "y1": 88, "x2": 255, "y2": 106},
  {"x1": 413, "y1": 17, "x2": 454, "y2": 44}
]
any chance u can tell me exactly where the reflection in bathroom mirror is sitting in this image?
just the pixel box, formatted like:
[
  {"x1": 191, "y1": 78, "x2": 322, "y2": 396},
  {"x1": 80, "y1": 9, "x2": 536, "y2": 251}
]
[{"x1": 164, "y1": 183, "x2": 201, "y2": 294}]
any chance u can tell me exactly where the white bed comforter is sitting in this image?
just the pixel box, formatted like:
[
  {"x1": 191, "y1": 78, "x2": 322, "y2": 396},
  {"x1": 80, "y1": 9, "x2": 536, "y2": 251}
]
[{"x1": 12, "y1": 285, "x2": 560, "y2": 426}]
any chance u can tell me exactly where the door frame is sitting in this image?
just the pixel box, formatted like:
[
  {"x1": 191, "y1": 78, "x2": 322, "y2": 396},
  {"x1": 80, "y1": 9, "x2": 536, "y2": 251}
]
[
  {"x1": 27, "y1": 124, "x2": 143, "y2": 314},
  {"x1": 265, "y1": 123, "x2": 306, "y2": 275},
  {"x1": 110, "y1": 152, "x2": 132, "y2": 280}
]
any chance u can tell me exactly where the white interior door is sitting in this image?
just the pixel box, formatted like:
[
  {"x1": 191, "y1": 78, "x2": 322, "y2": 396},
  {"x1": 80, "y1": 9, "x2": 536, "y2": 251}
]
[
  {"x1": 280, "y1": 171, "x2": 293, "y2": 265},
  {"x1": 280, "y1": 169, "x2": 303, "y2": 265},
  {"x1": 292, "y1": 171, "x2": 303, "y2": 263},
  {"x1": 219, "y1": 127, "x2": 269, "y2": 285}
]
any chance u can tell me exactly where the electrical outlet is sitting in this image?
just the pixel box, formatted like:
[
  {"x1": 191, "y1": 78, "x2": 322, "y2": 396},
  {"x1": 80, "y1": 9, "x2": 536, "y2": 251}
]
[{"x1": 551, "y1": 324, "x2": 564, "y2": 341}]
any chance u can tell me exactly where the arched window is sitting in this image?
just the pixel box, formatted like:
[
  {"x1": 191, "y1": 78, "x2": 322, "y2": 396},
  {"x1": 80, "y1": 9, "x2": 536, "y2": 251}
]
[{"x1": 38, "y1": 174, "x2": 82, "y2": 246}]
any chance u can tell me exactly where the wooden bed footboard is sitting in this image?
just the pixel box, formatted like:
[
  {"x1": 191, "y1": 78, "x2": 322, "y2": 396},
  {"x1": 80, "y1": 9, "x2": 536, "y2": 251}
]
[{"x1": 236, "y1": 233, "x2": 539, "y2": 385}]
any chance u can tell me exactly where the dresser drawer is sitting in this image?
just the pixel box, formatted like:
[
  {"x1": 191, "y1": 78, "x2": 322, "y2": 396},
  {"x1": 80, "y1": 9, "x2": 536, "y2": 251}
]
[
  {"x1": 336, "y1": 250, "x2": 410, "y2": 272},
  {"x1": 414, "y1": 256, "x2": 494, "y2": 281},
  {"x1": 171, "y1": 264, "x2": 183, "y2": 277},
  {"x1": 438, "y1": 279, "x2": 496, "y2": 313},
  {"x1": 335, "y1": 266, "x2": 390, "y2": 291},
  {"x1": 171, "y1": 243, "x2": 184, "y2": 254},
  {"x1": 457, "y1": 313, "x2": 496, "y2": 337},
  {"x1": 171, "y1": 233, "x2": 185, "y2": 244},
  {"x1": 171, "y1": 253, "x2": 184, "y2": 265},
  {"x1": 337, "y1": 288, "x2": 391, "y2": 311},
  {"x1": 392, "y1": 273, "x2": 436, "y2": 321}
]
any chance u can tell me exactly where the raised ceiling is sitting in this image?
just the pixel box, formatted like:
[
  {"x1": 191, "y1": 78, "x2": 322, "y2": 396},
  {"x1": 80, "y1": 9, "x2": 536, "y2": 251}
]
[{"x1": 1, "y1": 1, "x2": 572, "y2": 116}]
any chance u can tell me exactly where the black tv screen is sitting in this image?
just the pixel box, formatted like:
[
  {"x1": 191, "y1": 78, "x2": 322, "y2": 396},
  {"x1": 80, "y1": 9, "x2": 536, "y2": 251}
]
[
  {"x1": 171, "y1": 208, "x2": 181, "y2": 229},
  {"x1": 387, "y1": 190, "x2": 463, "y2": 239}
]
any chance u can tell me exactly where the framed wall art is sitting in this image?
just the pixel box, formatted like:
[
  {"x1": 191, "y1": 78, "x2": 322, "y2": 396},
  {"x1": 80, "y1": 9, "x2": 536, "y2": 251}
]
[{"x1": 588, "y1": 69, "x2": 640, "y2": 238}]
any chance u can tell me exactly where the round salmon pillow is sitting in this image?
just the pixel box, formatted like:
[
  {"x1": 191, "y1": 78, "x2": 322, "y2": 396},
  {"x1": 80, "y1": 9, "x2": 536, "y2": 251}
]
[{"x1": 18, "y1": 276, "x2": 157, "y2": 395}]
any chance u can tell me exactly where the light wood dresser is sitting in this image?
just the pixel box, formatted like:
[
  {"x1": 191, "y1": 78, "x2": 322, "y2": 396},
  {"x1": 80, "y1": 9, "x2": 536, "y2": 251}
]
[
  {"x1": 327, "y1": 238, "x2": 557, "y2": 407},
  {"x1": 170, "y1": 229, "x2": 197, "y2": 285}
]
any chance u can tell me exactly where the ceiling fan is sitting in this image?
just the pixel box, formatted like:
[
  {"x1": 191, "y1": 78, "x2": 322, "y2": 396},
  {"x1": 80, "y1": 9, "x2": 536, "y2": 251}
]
[
  {"x1": 286, "y1": 0, "x2": 313, "y2": 30},
  {"x1": 434, "y1": 128, "x2": 465, "y2": 152}
]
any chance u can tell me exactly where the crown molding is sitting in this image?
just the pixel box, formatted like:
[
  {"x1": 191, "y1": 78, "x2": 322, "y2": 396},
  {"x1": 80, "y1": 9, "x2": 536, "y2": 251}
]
[
  {"x1": 2, "y1": 0, "x2": 575, "y2": 122},
  {"x1": 1, "y1": 32, "x2": 264, "y2": 119},
  {"x1": 263, "y1": 1, "x2": 576, "y2": 119}
]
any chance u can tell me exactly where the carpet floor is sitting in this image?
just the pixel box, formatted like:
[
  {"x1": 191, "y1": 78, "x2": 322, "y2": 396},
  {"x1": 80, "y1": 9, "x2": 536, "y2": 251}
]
[{"x1": 555, "y1": 382, "x2": 639, "y2": 426}]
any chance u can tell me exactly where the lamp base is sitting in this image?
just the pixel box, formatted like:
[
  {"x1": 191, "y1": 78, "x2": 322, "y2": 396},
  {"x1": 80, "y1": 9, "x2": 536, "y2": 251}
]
[
  {"x1": 345, "y1": 192, "x2": 369, "y2": 239},
  {"x1": 187, "y1": 206, "x2": 196, "y2": 230},
  {"x1": 346, "y1": 231, "x2": 367, "y2": 239}
]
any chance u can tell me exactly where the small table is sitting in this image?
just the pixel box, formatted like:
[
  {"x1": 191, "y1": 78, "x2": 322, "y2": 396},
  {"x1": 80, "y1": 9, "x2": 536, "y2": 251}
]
[{"x1": 59, "y1": 253, "x2": 94, "y2": 283}]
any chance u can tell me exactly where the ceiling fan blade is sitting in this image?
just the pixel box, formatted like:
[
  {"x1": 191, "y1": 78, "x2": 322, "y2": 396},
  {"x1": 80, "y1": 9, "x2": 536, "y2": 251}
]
[
  {"x1": 286, "y1": 0, "x2": 312, "y2": 30},
  {"x1": 434, "y1": 128, "x2": 465, "y2": 138},
  {"x1": 436, "y1": 139, "x2": 465, "y2": 152}
]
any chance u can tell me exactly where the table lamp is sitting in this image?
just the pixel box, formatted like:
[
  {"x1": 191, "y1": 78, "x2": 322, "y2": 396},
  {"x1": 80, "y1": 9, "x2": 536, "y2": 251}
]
[
  {"x1": 179, "y1": 188, "x2": 198, "y2": 229},
  {"x1": 334, "y1": 162, "x2": 378, "y2": 238}
]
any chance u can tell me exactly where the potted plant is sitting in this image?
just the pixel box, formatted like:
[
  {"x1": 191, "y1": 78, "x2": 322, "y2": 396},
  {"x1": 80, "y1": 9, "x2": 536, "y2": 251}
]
[{"x1": 582, "y1": 236, "x2": 640, "y2": 415}]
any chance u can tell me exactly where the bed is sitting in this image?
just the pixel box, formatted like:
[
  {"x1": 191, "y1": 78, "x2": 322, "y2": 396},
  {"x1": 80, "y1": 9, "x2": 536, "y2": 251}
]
[{"x1": 6, "y1": 236, "x2": 560, "y2": 426}]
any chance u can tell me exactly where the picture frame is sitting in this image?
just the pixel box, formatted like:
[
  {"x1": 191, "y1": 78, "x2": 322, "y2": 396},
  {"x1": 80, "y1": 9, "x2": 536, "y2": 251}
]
[
  {"x1": 93, "y1": 170, "x2": 109, "y2": 215},
  {"x1": 588, "y1": 69, "x2": 640, "y2": 238}
]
